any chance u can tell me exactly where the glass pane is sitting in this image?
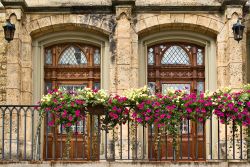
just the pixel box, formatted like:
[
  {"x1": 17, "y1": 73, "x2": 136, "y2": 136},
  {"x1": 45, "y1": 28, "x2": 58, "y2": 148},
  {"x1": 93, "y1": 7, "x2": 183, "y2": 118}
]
[
  {"x1": 161, "y1": 46, "x2": 190, "y2": 65},
  {"x1": 148, "y1": 48, "x2": 154, "y2": 65},
  {"x1": 59, "y1": 46, "x2": 87, "y2": 65},
  {"x1": 148, "y1": 82, "x2": 156, "y2": 95},
  {"x1": 197, "y1": 122, "x2": 204, "y2": 134},
  {"x1": 59, "y1": 84, "x2": 87, "y2": 91},
  {"x1": 197, "y1": 82, "x2": 204, "y2": 94},
  {"x1": 44, "y1": 82, "x2": 52, "y2": 94},
  {"x1": 94, "y1": 49, "x2": 101, "y2": 65},
  {"x1": 45, "y1": 49, "x2": 52, "y2": 65},
  {"x1": 162, "y1": 83, "x2": 191, "y2": 94},
  {"x1": 59, "y1": 120, "x2": 85, "y2": 134},
  {"x1": 93, "y1": 82, "x2": 100, "y2": 90},
  {"x1": 197, "y1": 49, "x2": 203, "y2": 65},
  {"x1": 182, "y1": 119, "x2": 191, "y2": 134}
]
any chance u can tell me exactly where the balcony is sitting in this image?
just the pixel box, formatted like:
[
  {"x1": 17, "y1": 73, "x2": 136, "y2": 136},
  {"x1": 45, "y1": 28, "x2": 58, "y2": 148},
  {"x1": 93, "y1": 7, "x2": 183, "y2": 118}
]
[{"x1": 0, "y1": 105, "x2": 249, "y2": 166}]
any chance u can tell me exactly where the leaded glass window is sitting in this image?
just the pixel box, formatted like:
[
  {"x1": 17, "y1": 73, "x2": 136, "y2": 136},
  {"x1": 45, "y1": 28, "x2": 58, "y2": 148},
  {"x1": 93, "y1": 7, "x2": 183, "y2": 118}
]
[
  {"x1": 197, "y1": 49, "x2": 203, "y2": 65},
  {"x1": 45, "y1": 49, "x2": 52, "y2": 65},
  {"x1": 93, "y1": 82, "x2": 100, "y2": 90},
  {"x1": 162, "y1": 83, "x2": 191, "y2": 94},
  {"x1": 59, "y1": 84, "x2": 87, "y2": 91},
  {"x1": 94, "y1": 49, "x2": 101, "y2": 65},
  {"x1": 59, "y1": 46, "x2": 87, "y2": 65},
  {"x1": 59, "y1": 120, "x2": 86, "y2": 134},
  {"x1": 44, "y1": 82, "x2": 52, "y2": 94},
  {"x1": 197, "y1": 81, "x2": 204, "y2": 94},
  {"x1": 161, "y1": 46, "x2": 190, "y2": 65},
  {"x1": 148, "y1": 82, "x2": 156, "y2": 95},
  {"x1": 148, "y1": 48, "x2": 154, "y2": 65},
  {"x1": 181, "y1": 119, "x2": 191, "y2": 134}
]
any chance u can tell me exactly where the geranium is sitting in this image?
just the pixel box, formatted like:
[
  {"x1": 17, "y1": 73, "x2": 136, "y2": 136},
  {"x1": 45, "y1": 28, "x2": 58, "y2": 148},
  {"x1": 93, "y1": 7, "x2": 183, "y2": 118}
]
[{"x1": 103, "y1": 95, "x2": 130, "y2": 129}]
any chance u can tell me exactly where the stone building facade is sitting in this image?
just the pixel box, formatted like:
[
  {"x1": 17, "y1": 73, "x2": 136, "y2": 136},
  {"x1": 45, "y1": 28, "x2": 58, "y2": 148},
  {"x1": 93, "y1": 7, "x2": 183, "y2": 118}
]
[
  {"x1": 0, "y1": 0, "x2": 250, "y2": 166},
  {"x1": 0, "y1": 0, "x2": 249, "y2": 105}
]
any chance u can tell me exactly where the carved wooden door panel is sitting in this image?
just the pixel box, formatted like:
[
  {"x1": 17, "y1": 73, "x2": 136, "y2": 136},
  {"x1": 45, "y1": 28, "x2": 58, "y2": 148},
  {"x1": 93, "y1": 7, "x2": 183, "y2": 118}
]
[
  {"x1": 147, "y1": 43, "x2": 206, "y2": 161},
  {"x1": 43, "y1": 43, "x2": 101, "y2": 160}
]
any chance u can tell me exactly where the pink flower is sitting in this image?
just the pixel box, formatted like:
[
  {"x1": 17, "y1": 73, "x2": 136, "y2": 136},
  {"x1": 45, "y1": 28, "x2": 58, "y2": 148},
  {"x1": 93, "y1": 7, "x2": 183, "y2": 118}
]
[
  {"x1": 160, "y1": 114, "x2": 166, "y2": 119},
  {"x1": 198, "y1": 118, "x2": 203, "y2": 122},
  {"x1": 48, "y1": 121, "x2": 55, "y2": 127},
  {"x1": 167, "y1": 115, "x2": 171, "y2": 119},
  {"x1": 132, "y1": 112, "x2": 137, "y2": 118},
  {"x1": 145, "y1": 117, "x2": 150, "y2": 121},
  {"x1": 69, "y1": 115, "x2": 73, "y2": 121},
  {"x1": 187, "y1": 108, "x2": 192, "y2": 113},
  {"x1": 136, "y1": 118, "x2": 142, "y2": 123},
  {"x1": 247, "y1": 102, "x2": 250, "y2": 108},
  {"x1": 66, "y1": 123, "x2": 72, "y2": 127},
  {"x1": 228, "y1": 103, "x2": 234, "y2": 110},
  {"x1": 75, "y1": 110, "x2": 80, "y2": 117}
]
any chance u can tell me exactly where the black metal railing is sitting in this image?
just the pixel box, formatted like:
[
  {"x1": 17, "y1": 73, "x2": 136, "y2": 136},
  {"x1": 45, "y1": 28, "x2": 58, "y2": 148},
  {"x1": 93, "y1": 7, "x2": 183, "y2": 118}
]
[{"x1": 0, "y1": 105, "x2": 249, "y2": 161}]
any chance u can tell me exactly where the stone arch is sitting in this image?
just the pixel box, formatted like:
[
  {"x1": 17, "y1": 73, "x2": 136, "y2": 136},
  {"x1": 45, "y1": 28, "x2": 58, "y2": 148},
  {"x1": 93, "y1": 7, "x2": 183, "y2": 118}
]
[
  {"x1": 136, "y1": 14, "x2": 224, "y2": 38},
  {"x1": 24, "y1": 14, "x2": 112, "y2": 38}
]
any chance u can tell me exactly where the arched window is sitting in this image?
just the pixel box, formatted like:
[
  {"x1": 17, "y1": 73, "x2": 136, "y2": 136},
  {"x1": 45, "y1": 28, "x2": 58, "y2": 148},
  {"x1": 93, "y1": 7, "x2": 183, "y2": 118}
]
[
  {"x1": 161, "y1": 45, "x2": 190, "y2": 65},
  {"x1": 147, "y1": 42, "x2": 205, "y2": 160},
  {"x1": 147, "y1": 43, "x2": 205, "y2": 94},
  {"x1": 44, "y1": 43, "x2": 101, "y2": 92},
  {"x1": 58, "y1": 46, "x2": 88, "y2": 65},
  {"x1": 44, "y1": 43, "x2": 101, "y2": 159}
]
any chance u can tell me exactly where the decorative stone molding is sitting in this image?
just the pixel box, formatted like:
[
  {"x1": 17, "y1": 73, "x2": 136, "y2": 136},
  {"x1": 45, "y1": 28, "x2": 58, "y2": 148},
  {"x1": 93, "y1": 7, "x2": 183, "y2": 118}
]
[{"x1": 221, "y1": 0, "x2": 248, "y2": 6}]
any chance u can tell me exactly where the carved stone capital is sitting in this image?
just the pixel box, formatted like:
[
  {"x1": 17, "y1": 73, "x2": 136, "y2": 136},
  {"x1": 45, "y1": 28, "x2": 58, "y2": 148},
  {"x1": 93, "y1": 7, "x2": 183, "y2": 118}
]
[
  {"x1": 1, "y1": 0, "x2": 27, "y2": 20},
  {"x1": 225, "y1": 6, "x2": 243, "y2": 19},
  {"x1": 115, "y1": 6, "x2": 132, "y2": 20}
]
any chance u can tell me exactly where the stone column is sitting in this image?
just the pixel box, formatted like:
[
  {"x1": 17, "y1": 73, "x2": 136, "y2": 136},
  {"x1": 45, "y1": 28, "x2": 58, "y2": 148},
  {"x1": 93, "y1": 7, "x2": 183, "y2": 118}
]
[
  {"x1": 108, "y1": 0, "x2": 142, "y2": 159},
  {"x1": 1, "y1": 0, "x2": 35, "y2": 159},
  {"x1": 217, "y1": 0, "x2": 248, "y2": 159}
]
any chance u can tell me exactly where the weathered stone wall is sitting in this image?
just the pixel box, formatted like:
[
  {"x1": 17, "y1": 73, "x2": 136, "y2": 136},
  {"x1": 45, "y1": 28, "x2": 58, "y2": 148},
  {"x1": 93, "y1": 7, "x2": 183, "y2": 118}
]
[{"x1": 0, "y1": 11, "x2": 7, "y2": 105}]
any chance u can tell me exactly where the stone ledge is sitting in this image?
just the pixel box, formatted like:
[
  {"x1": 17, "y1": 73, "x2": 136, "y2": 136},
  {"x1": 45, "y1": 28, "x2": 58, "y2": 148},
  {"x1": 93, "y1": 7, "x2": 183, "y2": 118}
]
[{"x1": 0, "y1": 161, "x2": 249, "y2": 167}]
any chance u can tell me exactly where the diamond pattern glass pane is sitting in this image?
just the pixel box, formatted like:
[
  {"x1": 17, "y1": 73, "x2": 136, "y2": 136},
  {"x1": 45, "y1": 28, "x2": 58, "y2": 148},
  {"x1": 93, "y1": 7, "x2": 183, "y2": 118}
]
[
  {"x1": 197, "y1": 49, "x2": 203, "y2": 65},
  {"x1": 161, "y1": 46, "x2": 190, "y2": 65},
  {"x1": 148, "y1": 48, "x2": 154, "y2": 65},
  {"x1": 59, "y1": 46, "x2": 87, "y2": 65},
  {"x1": 162, "y1": 83, "x2": 190, "y2": 94},
  {"x1": 94, "y1": 49, "x2": 101, "y2": 65},
  {"x1": 148, "y1": 82, "x2": 156, "y2": 95},
  {"x1": 197, "y1": 82, "x2": 204, "y2": 95},
  {"x1": 45, "y1": 49, "x2": 52, "y2": 65},
  {"x1": 59, "y1": 84, "x2": 87, "y2": 91}
]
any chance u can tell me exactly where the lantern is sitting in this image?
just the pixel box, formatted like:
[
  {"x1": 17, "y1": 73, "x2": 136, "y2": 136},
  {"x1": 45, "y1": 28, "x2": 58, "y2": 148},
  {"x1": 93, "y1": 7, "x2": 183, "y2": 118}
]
[
  {"x1": 3, "y1": 20, "x2": 15, "y2": 43},
  {"x1": 232, "y1": 19, "x2": 245, "y2": 43}
]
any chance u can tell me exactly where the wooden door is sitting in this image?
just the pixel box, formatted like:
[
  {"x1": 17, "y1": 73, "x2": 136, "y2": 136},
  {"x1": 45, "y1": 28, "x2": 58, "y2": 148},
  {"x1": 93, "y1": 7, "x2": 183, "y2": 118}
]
[
  {"x1": 147, "y1": 43, "x2": 206, "y2": 161},
  {"x1": 43, "y1": 43, "x2": 101, "y2": 160}
]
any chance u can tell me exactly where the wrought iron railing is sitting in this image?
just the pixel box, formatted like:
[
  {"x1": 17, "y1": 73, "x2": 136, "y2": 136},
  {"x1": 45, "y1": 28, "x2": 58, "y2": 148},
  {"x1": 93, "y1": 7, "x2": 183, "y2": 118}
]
[{"x1": 0, "y1": 105, "x2": 249, "y2": 161}]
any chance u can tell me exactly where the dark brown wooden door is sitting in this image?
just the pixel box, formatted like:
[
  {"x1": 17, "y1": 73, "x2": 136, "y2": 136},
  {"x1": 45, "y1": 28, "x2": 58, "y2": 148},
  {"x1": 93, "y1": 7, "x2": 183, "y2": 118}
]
[
  {"x1": 147, "y1": 43, "x2": 206, "y2": 161},
  {"x1": 43, "y1": 43, "x2": 101, "y2": 160}
]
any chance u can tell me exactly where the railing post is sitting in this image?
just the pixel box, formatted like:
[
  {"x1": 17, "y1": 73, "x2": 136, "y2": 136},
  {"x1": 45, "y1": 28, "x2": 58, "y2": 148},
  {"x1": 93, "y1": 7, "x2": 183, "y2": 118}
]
[{"x1": 248, "y1": 126, "x2": 250, "y2": 161}]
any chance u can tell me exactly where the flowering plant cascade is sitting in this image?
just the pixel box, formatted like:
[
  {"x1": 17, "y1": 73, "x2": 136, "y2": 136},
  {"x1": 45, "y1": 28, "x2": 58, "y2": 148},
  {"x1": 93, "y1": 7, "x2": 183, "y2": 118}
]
[{"x1": 38, "y1": 85, "x2": 250, "y2": 158}]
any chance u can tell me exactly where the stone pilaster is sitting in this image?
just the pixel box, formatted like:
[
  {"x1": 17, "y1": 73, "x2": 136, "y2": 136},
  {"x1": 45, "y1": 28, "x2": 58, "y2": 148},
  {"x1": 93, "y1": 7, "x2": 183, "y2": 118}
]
[
  {"x1": 110, "y1": 0, "x2": 137, "y2": 94},
  {"x1": 217, "y1": 3, "x2": 247, "y2": 89}
]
